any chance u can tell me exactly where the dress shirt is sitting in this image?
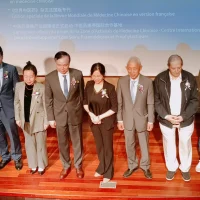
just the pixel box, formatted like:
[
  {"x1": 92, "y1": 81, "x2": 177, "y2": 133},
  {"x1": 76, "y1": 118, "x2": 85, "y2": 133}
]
[
  {"x1": 58, "y1": 71, "x2": 70, "y2": 95},
  {"x1": 169, "y1": 73, "x2": 182, "y2": 116},
  {"x1": 130, "y1": 75, "x2": 140, "y2": 101}
]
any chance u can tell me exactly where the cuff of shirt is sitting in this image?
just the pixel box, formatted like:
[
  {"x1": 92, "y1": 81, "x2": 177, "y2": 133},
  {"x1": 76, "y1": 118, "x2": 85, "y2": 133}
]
[{"x1": 164, "y1": 115, "x2": 169, "y2": 119}]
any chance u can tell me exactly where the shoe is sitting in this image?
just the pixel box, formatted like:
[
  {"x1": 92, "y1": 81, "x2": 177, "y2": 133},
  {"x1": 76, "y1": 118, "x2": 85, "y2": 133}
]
[
  {"x1": 181, "y1": 171, "x2": 191, "y2": 182},
  {"x1": 76, "y1": 167, "x2": 84, "y2": 179},
  {"x1": 195, "y1": 161, "x2": 200, "y2": 172},
  {"x1": 94, "y1": 172, "x2": 102, "y2": 177},
  {"x1": 14, "y1": 159, "x2": 23, "y2": 170},
  {"x1": 60, "y1": 168, "x2": 71, "y2": 179},
  {"x1": 0, "y1": 158, "x2": 11, "y2": 169},
  {"x1": 103, "y1": 178, "x2": 110, "y2": 183},
  {"x1": 141, "y1": 168, "x2": 152, "y2": 179},
  {"x1": 123, "y1": 167, "x2": 139, "y2": 178},
  {"x1": 166, "y1": 170, "x2": 176, "y2": 180},
  {"x1": 30, "y1": 168, "x2": 37, "y2": 174},
  {"x1": 38, "y1": 169, "x2": 45, "y2": 175}
]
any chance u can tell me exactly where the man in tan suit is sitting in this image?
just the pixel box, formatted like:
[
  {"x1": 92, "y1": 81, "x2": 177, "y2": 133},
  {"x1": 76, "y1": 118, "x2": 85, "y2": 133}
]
[
  {"x1": 45, "y1": 51, "x2": 84, "y2": 179},
  {"x1": 117, "y1": 56, "x2": 154, "y2": 179}
]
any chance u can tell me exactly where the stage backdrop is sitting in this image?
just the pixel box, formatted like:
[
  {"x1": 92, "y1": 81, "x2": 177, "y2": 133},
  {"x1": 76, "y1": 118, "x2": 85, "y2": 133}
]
[{"x1": 0, "y1": 0, "x2": 199, "y2": 76}]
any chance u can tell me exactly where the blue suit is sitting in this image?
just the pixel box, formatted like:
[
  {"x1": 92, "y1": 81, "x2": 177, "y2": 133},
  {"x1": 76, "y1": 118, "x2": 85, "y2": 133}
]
[{"x1": 0, "y1": 62, "x2": 21, "y2": 161}]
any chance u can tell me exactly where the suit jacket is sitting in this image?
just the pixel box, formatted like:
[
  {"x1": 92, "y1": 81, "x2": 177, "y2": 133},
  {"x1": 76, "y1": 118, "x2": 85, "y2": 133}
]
[
  {"x1": 154, "y1": 69, "x2": 199, "y2": 128},
  {"x1": 83, "y1": 80, "x2": 117, "y2": 130},
  {"x1": 0, "y1": 62, "x2": 19, "y2": 119},
  {"x1": 14, "y1": 82, "x2": 48, "y2": 133},
  {"x1": 117, "y1": 74, "x2": 154, "y2": 132},
  {"x1": 45, "y1": 68, "x2": 84, "y2": 126}
]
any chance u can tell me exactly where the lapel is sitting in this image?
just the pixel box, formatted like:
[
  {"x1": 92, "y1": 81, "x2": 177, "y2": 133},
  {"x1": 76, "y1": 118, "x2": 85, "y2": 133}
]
[
  {"x1": 160, "y1": 70, "x2": 171, "y2": 100},
  {"x1": 125, "y1": 75, "x2": 133, "y2": 103},
  {"x1": 54, "y1": 71, "x2": 66, "y2": 100},
  {"x1": 102, "y1": 79, "x2": 107, "y2": 91},
  {"x1": 1, "y1": 63, "x2": 9, "y2": 92},
  {"x1": 165, "y1": 71, "x2": 171, "y2": 99},
  {"x1": 180, "y1": 70, "x2": 187, "y2": 110},
  {"x1": 66, "y1": 68, "x2": 74, "y2": 101},
  {"x1": 30, "y1": 82, "x2": 40, "y2": 114},
  {"x1": 134, "y1": 74, "x2": 143, "y2": 103},
  {"x1": 19, "y1": 82, "x2": 25, "y2": 114}
]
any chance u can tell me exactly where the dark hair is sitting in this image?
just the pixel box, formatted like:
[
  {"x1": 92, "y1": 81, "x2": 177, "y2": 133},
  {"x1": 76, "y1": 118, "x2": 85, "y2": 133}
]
[
  {"x1": 0, "y1": 46, "x2": 3, "y2": 56},
  {"x1": 54, "y1": 51, "x2": 71, "y2": 62},
  {"x1": 90, "y1": 62, "x2": 106, "y2": 76},
  {"x1": 23, "y1": 61, "x2": 37, "y2": 76},
  {"x1": 167, "y1": 55, "x2": 183, "y2": 67}
]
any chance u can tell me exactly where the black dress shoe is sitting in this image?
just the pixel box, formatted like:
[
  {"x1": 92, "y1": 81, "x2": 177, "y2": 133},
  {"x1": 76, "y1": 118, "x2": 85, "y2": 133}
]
[
  {"x1": 76, "y1": 167, "x2": 84, "y2": 179},
  {"x1": 60, "y1": 168, "x2": 71, "y2": 179},
  {"x1": 0, "y1": 158, "x2": 11, "y2": 169},
  {"x1": 141, "y1": 169, "x2": 152, "y2": 179},
  {"x1": 14, "y1": 159, "x2": 23, "y2": 170},
  {"x1": 38, "y1": 169, "x2": 45, "y2": 175},
  {"x1": 123, "y1": 167, "x2": 139, "y2": 178}
]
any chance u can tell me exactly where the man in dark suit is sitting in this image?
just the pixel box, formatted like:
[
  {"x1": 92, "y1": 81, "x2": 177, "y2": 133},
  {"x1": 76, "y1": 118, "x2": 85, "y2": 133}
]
[
  {"x1": 0, "y1": 46, "x2": 22, "y2": 170},
  {"x1": 45, "y1": 51, "x2": 84, "y2": 179}
]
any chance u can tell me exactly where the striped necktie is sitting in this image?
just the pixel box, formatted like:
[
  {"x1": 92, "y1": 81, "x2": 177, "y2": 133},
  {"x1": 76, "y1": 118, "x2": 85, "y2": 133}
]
[
  {"x1": 130, "y1": 80, "x2": 136, "y2": 103},
  {"x1": 63, "y1": 75, "x2": 68, "y2": 97}
]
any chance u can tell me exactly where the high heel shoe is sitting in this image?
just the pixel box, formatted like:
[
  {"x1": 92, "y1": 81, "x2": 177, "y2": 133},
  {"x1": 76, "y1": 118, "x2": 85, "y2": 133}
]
[
  {"x1": 103, "y1": 178, "x2": 110, "y2": 183},
  {"x1": 94, "y1": 172, "x2": 101, "y2": 177}
]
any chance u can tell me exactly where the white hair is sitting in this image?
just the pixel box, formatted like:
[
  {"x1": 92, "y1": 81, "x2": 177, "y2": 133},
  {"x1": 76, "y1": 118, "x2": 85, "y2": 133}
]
[{"x1": 127, "y1": 56, "x2": 142, "y2": 67}]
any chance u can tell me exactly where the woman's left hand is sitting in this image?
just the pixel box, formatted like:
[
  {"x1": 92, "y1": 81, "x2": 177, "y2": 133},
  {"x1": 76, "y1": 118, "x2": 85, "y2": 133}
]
[{"x1": 91, "y1": 116, "x2": 101, "y2": 124}]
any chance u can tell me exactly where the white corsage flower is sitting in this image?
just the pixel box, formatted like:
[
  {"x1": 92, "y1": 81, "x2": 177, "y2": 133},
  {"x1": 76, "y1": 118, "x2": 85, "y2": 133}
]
[
  {"x1": 32, "y1": 91, "x2": 40, "y2": 99},
  {"x1": 101, "y1": 89, "x2": 109, "y2": 98},
  {"x1": 138, "y1": 84, "x2": 144, "y2": 93},
  {"x1": 4, "y1": 71, "x2": 9, "y2": 80},
  {"x1": 185, "y1": 80, "x2": 191, "y2": 90},
  {"x1": 71, "y1": 77, "x2": 79, "y2": 88}
]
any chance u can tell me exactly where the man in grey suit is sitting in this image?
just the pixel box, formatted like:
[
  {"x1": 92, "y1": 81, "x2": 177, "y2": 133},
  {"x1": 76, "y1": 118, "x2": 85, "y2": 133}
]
[
  {"x1": 0, "y1": 46, "x2": 22, "y2": 170},
  {"x1": 117, "y1": 56, "x2": 154, "y2": 179},
  {"x1": 45, "y1": 51, "x2": 84, "y2": 179}
]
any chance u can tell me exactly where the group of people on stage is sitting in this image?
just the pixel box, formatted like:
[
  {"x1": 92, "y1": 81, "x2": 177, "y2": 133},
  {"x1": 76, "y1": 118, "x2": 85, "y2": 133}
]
[{"x1": 0, "y1": 46, "x2": 199, "y2": 184}]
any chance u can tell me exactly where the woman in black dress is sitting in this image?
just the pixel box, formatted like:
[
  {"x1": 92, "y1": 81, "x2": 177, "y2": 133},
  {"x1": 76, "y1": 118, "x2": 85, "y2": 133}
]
[{"x1": 83, "y1": 63, "x2": 117, "y2": 183}]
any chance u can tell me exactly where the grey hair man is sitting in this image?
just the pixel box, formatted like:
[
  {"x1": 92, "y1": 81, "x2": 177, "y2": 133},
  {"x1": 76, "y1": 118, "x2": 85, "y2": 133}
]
[
  {"x1": 117, "y1": 56, "x2": 154, "y2": 179},
  {"x1": 154, "y1": 54, "x2": 199, "y2": 181}
]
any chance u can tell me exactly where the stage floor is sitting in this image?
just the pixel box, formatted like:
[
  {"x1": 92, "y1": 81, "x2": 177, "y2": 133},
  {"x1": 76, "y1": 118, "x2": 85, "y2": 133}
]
[{"x1": 0, "y1": 115, "x2": 200, "y2": 200}]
